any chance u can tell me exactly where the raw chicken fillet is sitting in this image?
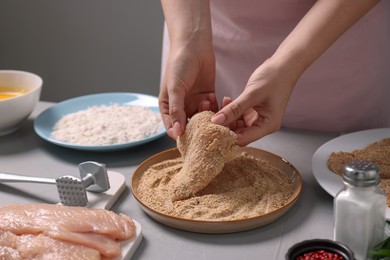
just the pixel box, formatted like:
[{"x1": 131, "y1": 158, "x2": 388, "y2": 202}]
[{"x1": 0, "y1": 203, "x2": 135, "y2": 259}]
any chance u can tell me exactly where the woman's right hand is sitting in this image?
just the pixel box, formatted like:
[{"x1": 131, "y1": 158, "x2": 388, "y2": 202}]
[
  {"x1": 159, "y1": 41, "x2": 217, "y2": 140},
  {"x1": 159, "y1": 0, "x2": 217, "y2": 140}
]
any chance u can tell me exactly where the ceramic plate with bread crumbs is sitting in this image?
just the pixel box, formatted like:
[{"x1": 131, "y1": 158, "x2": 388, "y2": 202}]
[
  {"x1": 34, "y1": 93, "x2": 166, "y2": 151},
  {"x1": 131, "y1": 111, "x2": 302, "y2": 233},
  {"x1": 312, "y1": 128, "x2": 390, "y2": 219},
  {"x1": 132, "y1": 147, "x2": 302, "y2": 233},
  {"x1": 51, "y1": 104, "x2": 162, "y2": 146},
  {"x1": 137, "y1": 152, "x2": 292, "y2": 221}
]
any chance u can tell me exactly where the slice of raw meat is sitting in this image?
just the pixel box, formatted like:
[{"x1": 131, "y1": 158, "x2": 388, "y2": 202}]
[
  {"x1": 0, "y1": 203, "x2": 136, "y2": 259},
  {"x1": 44, "y1": 231, "x2": 120, "y2": 258},
  {"x1": 0, "y1": 230, "x2": 101, "y2": 260},
  {"x1": 0, "y1": 204, "x2": 135, "y2": 240}
]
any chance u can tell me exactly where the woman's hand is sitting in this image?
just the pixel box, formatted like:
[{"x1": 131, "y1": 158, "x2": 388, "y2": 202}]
[
  {"x1": 159, "y1": 0, "x2": 217, "y2": 140},
  {"x1": 211, "y1": 0, "x2": 379, "y2": 146},
  {"x1": 212, "y1": 59, "x2": 297, "y2": 146},
  {"x1": 159, "y1": 42, "x2": 217, "y2": 140}
]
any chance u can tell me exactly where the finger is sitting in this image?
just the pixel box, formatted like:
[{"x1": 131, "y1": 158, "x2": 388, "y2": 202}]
[
  {"x1": 221, "y1": 96, "x2": 233, "y2": 108},
  {"x1": 234, "y1": 113, "x2": 280, "y2": 146},
  {"x1": 172, "y1": 121, "x2": 182, "y2": 138},
  {"x1": 159, "y1": 94, "x2": 179, "y2": 140},
  {"x1": 198, "y1": 93, "x2": 219, "y2": 113},
  {"x1": 158, "y1": 84, "x2": 172, "y2": 128},
  {"x1": 242, "y1": 108, "x2": 259, "y2": 127},
  {"x1": 199, "y1": 100, "x2": 211, "y2": 112},
  {"x1": 211, "y1": 92, "x2": 254, "y2": 126},
  {"x1": 235, "y1": 125, "x2": 270, "y2": 146},
  {"x1": 166, "y1": 81, "x2": 187, "y2": 138},
  {"x1": 228, "y1": 118, "x2": 245, "y2": 131},
  {"x1": 159, "y1": 105, "x2": 180, "y2": 140},
  {"x1": 210, "y1": 96, "x2": 233, "y2": 125},
  {"x1": 208, "y1": 93, "x2": 219, "y2": 113},
  {"x1": 166, "y1": 127, "x2": 177, "y2": 140}
]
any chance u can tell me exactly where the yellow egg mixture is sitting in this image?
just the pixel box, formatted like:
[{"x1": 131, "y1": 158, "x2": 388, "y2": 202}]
[{"x1": 0, "y1": 86, "x2": 26, "y2": 100}]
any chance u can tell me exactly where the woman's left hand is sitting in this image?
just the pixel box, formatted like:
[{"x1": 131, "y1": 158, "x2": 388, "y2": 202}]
[{"x1": 212, "y1": 58, "x2": 297, "y2": 146}]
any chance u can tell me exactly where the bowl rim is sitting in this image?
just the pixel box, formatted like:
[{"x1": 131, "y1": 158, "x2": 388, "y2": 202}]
[
  {"x1": 286, "y1": 238, "x2": 355, "y2": 259},
  {"x1": 0, "y1": 70, "x2": 43, "y2": 102}
]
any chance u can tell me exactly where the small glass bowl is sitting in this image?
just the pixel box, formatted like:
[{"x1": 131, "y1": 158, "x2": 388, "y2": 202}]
[{"x1": 285, "y1": 239, "x2": 355, "y2": 260}]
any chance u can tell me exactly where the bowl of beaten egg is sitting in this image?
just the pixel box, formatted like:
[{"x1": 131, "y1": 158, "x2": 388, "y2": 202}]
[{"x1": 0, "y1": 70, "x2": 42, "y2": 136}]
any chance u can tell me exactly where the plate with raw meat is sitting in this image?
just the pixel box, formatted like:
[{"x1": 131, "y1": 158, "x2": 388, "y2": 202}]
[{"x1": 0, "y1": 170, "x2": 142, "y2": 259}]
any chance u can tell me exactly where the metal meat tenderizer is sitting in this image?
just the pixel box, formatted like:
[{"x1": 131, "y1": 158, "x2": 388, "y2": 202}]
[{"x1": 0, "y1": 161, "x2": 110, "y2": 207}]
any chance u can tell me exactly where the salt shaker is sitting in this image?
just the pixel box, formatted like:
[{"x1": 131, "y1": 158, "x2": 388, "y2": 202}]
[{"x1": 334, "y1": 160, "x2": 386, "y2": 260}]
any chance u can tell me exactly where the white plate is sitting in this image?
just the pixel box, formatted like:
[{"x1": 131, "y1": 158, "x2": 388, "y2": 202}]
[
  {"x1": 1, "y1": 170, "x2": 141, "y2": 259},
  {"x1": 34, "y1": 92, "x2": 166, "y2": 151},
  {"x1": 81, "y1": 170, "x2": 142, "y2": 260},
  {"x1": 119, "y1": 220, "x2": 142, "y2": 260},
  {"x1": 312, "y1": 128, "x2": 390, "y2": 219}
]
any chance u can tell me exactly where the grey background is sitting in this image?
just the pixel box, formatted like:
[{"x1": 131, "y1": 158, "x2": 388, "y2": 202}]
[{"x1": 0, "y1": 1, "x2": 164, "y2": 102}]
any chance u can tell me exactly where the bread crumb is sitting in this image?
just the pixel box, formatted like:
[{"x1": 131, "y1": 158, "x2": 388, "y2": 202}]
[
  {"x1": 170, "y1": 111, "x2": 239, "y2": 201},
  {"x1": 137, "y1": 153, "x2": 293, "y2": 221},
  {"x1": 136, "y1": 111, "x2": 293, "y2": 221},
  {"x1": 51, "y1": 104, "x2": 162, "y2": 146},
  {"x1": 328, "y1": 138, "x2": 390, "y2": 205}
]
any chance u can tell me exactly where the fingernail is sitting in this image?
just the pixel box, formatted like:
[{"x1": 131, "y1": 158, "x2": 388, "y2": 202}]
[
  {"x1": 212, "y1": 113, "x2": 226, "y2": 125},
  {"x1": 173, "y1": 121, "x2": 181, "y2": 137},
  {"x1": 209, "y1": 93, "x2": 217, "y2": 103},
  {"x1": 222, "y1": 96, "x2": 228, "y2": 104},
  {"x1": 200, "y1": 100, "x2": 210, "y2": 111}
]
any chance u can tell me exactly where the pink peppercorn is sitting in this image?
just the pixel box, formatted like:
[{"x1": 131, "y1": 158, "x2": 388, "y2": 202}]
[{"x1": 296, "y1": 250, "x2": 344, "y2": 260}]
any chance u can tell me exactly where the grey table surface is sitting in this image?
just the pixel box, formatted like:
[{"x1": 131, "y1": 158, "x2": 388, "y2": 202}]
[{"x1": 0, "y1": 101, "x2": 340, "y2": 260}]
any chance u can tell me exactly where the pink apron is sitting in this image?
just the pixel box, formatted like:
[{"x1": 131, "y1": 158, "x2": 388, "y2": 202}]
[{"x1": 161, "y1": 0, "x2": 390, "y2": 133}]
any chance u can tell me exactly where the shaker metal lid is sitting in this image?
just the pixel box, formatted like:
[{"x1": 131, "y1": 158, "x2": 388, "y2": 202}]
[{"x1": 343, "y1": 160, "x2": 380, "y2": 187}]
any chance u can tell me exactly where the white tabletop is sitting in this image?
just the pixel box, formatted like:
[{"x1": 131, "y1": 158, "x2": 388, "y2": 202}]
[{"x1": 0, "y1": 101, "x2": 340, "y2": 260}]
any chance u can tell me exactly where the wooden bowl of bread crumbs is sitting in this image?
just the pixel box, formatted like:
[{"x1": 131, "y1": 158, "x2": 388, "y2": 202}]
[{"x1": 131, "y1": 147, "x2": 302, "y2": 234}]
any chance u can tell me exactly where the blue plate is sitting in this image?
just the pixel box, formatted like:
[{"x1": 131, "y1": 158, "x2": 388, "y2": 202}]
[{"x1": 34, "y1": 92, "x2": 166, "y2": 151}]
